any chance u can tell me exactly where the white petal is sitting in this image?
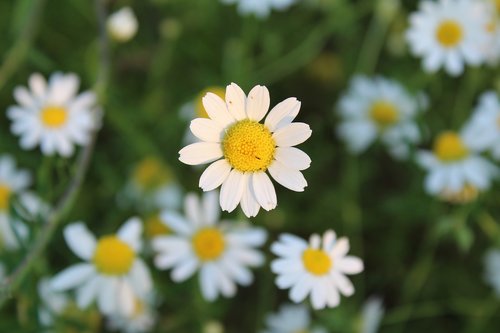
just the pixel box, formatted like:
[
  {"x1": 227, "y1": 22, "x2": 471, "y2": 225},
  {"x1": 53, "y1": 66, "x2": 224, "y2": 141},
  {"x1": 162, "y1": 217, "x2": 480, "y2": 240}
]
[
  {"x1": 29, "y1": 73, "x2": 47, "y2": 98},
  {"x1": 332, "y1": 271, "x2": 355, "y2": 296},
  {"x1": 252, "y1": 172, "x2": 277, "y2": 211},
  {"x1": 63, "y1": 222, "x2": 96, "y2": 260},
  {"x1": 274, "y1": 147, "x2": 311, "y2": 171},
  {"x1": 199, "y1": 159, "x2": 231, "y2": 191},
  {"x1": 128, "y1": 259, "x2": 153, "y2": 296},
  {"x1": 51, "y1": 264, "x2": 95, "y2": 291},
  {"x1": 311, "y1": 282, "x2": 327, "y2": 309},
  {"x1": 265, "y1": 97, "x2": 301, "y2": 132},
  {"x1": 117, "y1": 217, "x2": 142, "y2": 252},
  {"x1": 330, "y1": 238, "x2": 349, "y2": 258},
  {"x1": 268, "y1": 161, "x2": 307, "y2": 192},
  {"x1": 219, "y1": 170, "x2": 247, "y2": 212},
  {"x1": 171, "y1": 257, "x2": 198, "y2": 282},
  {"x1": 202, "y1": 93, "x2": 235, "y2": 127},
  {"x1": 337, "y1": 256, "x2": 364, "y2": 274},
  {"x1": 200, "y1": 264, "x2": 218, "y2": 301},
  {"x1": 225, "y1": 83, "x2": 247, "y2": 120},
  {"x1": 289, "y1": 275, "x2": 313, "y2": 303},
  {"x1": 98, "y1": 277, "x2": 118, "y2": 315},
  {"x1": 185, "y1": 193, "x2": 203, "y2": 227},
  {"x1": 240, "y1": 182, "x2": 260, "y2": 218},
  {"x1": 48, "y1": 73, "x2": 80, "y2": 105},
  {"x1": 76, "y1": 275, "x2": 100, "y2": 309},
  {"x1": 160, "y1": 211, "x2": 192, "y2": 235},
  {"x1": 190, "y1": 118, "x2": 224, "y2": 142},
  {"x1": 273, "y1": 123, "x2": 312, "y2": 147},
  {"x1": 246, "y1": 85, "x2": 270, "y2": 122},
  {"x1": 13, "y1": 87, "x2": 35, "y2": 107},
  {"x1": 179, "y1": 142, "x2": 223, "y2": 165},
  {"x1": 202, "y1": 190, "x2": 220, "y2": 225},
  {"x1": 117, "y1": 280, "x2": 135, "y2": 316}
]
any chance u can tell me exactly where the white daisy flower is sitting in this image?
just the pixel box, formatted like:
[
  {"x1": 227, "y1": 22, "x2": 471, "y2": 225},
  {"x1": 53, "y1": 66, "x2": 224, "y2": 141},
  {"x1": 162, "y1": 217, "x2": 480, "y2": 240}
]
[
  {"x1": 179, "y1": 83, "x2": 312, "y2": 218},
  {"x1": 271, "y1": 230, "x2": 364, "y2": 310},
  {"x1": 337, "y1": 76, "x2": 423, "y2": 159},
  {"x1": 361, "y1": 297, "x2": 385, "y2": 333},
  {"x1": 7, "y1": 72, "x2": 99, "y2": 157},
  {"x1": 38, "y1": 277, "x2": 69, "y2": 327},
  {"x1": 220, "y1": 0, "x2": 297, "y2": 18},
  {"x1": 484, "y1": 248, "x2": 500, "y2": 296},
  {"x1": 416, "y1": 130, "x2": 498, "y2": 199},
  {"x1": 462, "y1": 91, "x2": 500, "y2": 160},
  {"x1": 480, "y1": 0, "x2": 500, "y2": 64},
  {"x1": 260, "y1": 303, "x2": 327, "y2": 333},
  {"x1": 406, "y1": 0, "x2": 490, "y2": 76},
  {"x1": 107, "y1": 7, "x2": 138, "y2": 42},
  {"x1": 107, "y1": 295, "x2": 157, "y2": 333},
  {"x1": 50, "y1": 218, "x2": 153, "y2": 316},
  {"x1": 152, "y1": 191, "x2": 267, "y2": 301}
]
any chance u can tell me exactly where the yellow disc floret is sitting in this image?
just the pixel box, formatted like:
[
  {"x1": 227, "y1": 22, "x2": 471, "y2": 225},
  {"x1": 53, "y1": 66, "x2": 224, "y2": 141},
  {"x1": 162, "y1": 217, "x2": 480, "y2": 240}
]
[
  {"x1": 433, "y1": 131, "x2": 469, "y2": 162},
  {"x1": 192, "y1": 228, "x2": 225, "y2": 261},
  {"x1": 144, "y1": 214, "x2": 170, "y2": 238},
  {"x1": 93, "y1": 236, "x2": 135, "y2": 275},
  {"x1": 0, "y1": 184, "x2": 11, "y2": 210},
  {"x1": 436, "y1": 20, "x2": 463, "y2": 48},
  {"x1": 440, "y1": 184, "x2": 479, "y2": 204},
  {"x1": 302, "y1": 248, "x2": 332, "y2": 276},
  {"x1": 196, "y1": 86, "x2": 226, "y2": 118},
  {"x1": 133, "y1": 157, "x2": 173, "y2": 191},
  {"x1": 40, "y1": 106, "x2": 68, "y2": 128},
  {"x1": 370, "y1": 100, "x2": 399, "y2": 127},
  {"x1": 222, "y1": 120, "x2": 275, "y2": 172}
]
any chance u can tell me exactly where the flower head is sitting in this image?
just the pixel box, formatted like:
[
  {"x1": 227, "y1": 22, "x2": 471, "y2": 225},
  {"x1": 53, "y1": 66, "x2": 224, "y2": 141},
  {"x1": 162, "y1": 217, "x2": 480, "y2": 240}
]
[
  {"x1": 179, "y1": 83, "x2": 311, "y2": 217},
  {"x1": 152, "y1": 191, "x2": 267, "y2": 301},
  {"x1": 107, "y1": 294, "x2": 157, "y2": 333},
  {"x1": 107, "y1": 7, "x2": 138, "y2": 42},
  {"x1": 271, "y1": 230, "x2": 364, "y2": 310}
]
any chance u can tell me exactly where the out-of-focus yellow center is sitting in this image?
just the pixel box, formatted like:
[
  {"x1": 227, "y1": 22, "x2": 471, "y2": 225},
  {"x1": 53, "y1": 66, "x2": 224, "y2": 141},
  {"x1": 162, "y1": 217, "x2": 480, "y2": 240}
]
[
  {"x1": 133, "y1": 157, "x2": 172, "y2": 190},
  {"x1": 495, "y1": 0, "x2": 500, "y2": 14},
  {"x1": 196, "y1": 86, "x2": 226, "y2": 118},
  {"x1": 440, "y1": 184, "x2": 479, "y2": 204},
  {"x1": 0, "y1": 185, "x2": 11, "y2": 210},
  {"x1": 436, "y1": 20, "x2": 463, "y2": 47},
  {"x1": 144, "y1": 214, "x2": 170, "y2": 238},
  {"x1": 93, "y1": 236, "x2": 135, "y2": 275},
  {"x1": 433, "y1": 131, "x2": 469, "y2": 162},
  {"x1": 192, "y1": 228, "x2": 225, "y2": 261},
  {"x1": 302, "y1": 248, "x2": 332, "y2": 276},
  {"x1": 40, "y1": 106, "x2": 68, "y2": 127},
  {"x1": 370, "y1": 101, "x2": 399, "y2": 127},
  {"x1": 222, "y1": 120, "x2": 275, "y2": 172}
]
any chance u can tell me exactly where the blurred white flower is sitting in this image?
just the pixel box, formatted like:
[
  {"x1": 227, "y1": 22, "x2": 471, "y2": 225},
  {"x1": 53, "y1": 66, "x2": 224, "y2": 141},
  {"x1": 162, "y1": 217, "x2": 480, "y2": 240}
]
[
  {"x1": 152, "y1": 191, "x2": 267, "y2": 301},
  {"x1": 406, "y1": 0, "x2": 490, "y2": 76},
  {"x1": 221, "y1": 0, "x2": 297, "y2": 18},
  {"x1": 271, "y1": 230, "x2": 364, "y2": 310},
  {"x1": 107, "y1": 7, "x2": 138, "y2": 42},
  {"x1": 417, "y1": 130, "x2": 498, "y2": 199},
  {"x1": 51, "y1": 218, "x2": 153, "y2": 316},
  {"x1": 7, "y1": 72, "x2": 99, "y2": 157},
  {"x1": 260, "y1": 303, "x2": 327, "y2": 333},
  {"x1": 336, "y1": 76, "x2": 423, "y2": 159},
  {"x1": 38, "y1": 277, "x2": 69, "y2": 327},
  {"x1": 179, "y1": 82, "x2": 311, "y2": 218},
  {"x1": 480, "y1": 0, "x2": 500, "y2": 64},
  {"x1": 203, "y1": 320, "x2": 225, "y2": 333},
  {"x1": 484, "y1": 249, "x2": 500, "y2": 296},
  {"x1": 107, "y1": 294, "x2": 157, "y2": 333},
  {"x1": 361, "y1": 297, "x2": 384, "y2": 333}
]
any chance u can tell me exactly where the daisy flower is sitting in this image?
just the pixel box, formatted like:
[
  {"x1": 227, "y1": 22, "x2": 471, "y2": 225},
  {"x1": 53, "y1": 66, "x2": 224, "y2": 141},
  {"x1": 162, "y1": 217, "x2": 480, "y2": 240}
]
[
  {"x1": 7, "y1": 72, "x2": 99, "y2": 157},
  {"x1": 107, "y1": 7, "x2": 138, "y2": 42},
  {"x1": 336, "y1": 76, "x2": 423, "y2": 159},
  {"x1": 50, "y1": 218, "x2": 153, "y2": 316},
  {"x1": 406, "y1": 0, "x2": 490, "y2": 76},
  {"x1": 152, "y1": 191, "x2": 267, "y2": 301},
  {"x1": 220, "y1": 0, "x2": 297, "y2": 18},
  {"x1": 484, "y1": 248, "x2": 500, "y2": 296},
  {"x1": 416, "y1": 130, "x2": 498, "y2": 200},
  {"x1": 462, "y1": 91, "x2": 500, "y2": 160},
  {"x1": 271, "y1": 230, "x2": 364, "y2": 310},
  {"x1": 107, "y1": 295, "x2": 157, "y2": 333},
  {"x1": 179, "y1": 83, "x2": 312, "y2": 218},
  {"x1": 38, "y1": 277, "x2": 69, "y2": 327},
  {"x1": 260, "y1": 304, "x2": 327, "y2": 333},
  {"x1": 361, "y1": 297, "x2": 385, "y2": 333}
]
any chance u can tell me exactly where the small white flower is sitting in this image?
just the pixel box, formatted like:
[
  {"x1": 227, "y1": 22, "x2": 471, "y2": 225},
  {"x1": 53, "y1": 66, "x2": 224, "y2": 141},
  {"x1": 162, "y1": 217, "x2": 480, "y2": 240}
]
[
  {"x1": 260, "y1": 303, "x2": 327, "y2": 333},
  {"x1": 417, "y1": 130, "x2": 498, "y2": 198},
  {"x1": 406, "y1": 0, "x2": 490, "y2": 76},
  {"x1": 50, "y1": 218, "x2": 153, "y2": 316},
  {"x1": 484, "y1": 248, "x2": 500, "y2": 296},
  {"x1": 271, "y1": 230, "x2": 364, "y2": 310},
  {"x1": 179, "y1": 82, "x2": 312, "y2": 218},
  {"x1": 361, "y1": 297, "x2": 384, "y2": 333},
  {"x1": 107, "y1": 294, "x2": 157, "y2": 333},
  {"x1": 107, "y1": 7, "x2": 138, "y2": 42},
  {"x1": 221, "y1": 0, "x2": 297, "y2": 18},
  {"x1": 337, "y1": 76, "x2": 422, "y2": 159},
  {"x1": 152, "y1": 191, "x2": 267, "y2": 301},
  {"x1": 38, "y1": 277, "x2": 69, "y2": 327},
  {"x1": 7, "y1": 72, "x2": 99, "y2": 157}
]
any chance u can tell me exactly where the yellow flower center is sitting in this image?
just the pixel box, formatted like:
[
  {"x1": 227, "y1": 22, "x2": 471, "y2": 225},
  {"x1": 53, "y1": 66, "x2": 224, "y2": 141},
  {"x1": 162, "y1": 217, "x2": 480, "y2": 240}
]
[
  {"x1": 133, "y1": 157, "x2": 172, "y2": 190},
  {"x1": 93, "y1": 236, "x2": 135, "y2": 275},
  {"x1": 40, "y1": 106, "x2": 68, "y2": 128},
  {"x1": 222, "y1": 120, "x2": 276, "y2": 172},
  {"x1": 436, "y1": 20, "x2": 463, "y2": 47},
  {"x1": 433, "y1": 131, "x2": 469, "y2": 162},
  {"x1": 370, "y1": 100, "x2": 399, "y2": 127},
  {"x1": 144, "y1": 214, "x2": 170, "y2": 238},
  {"x1": 0, "y1": 184, "x2": 11, "y2": 211},
  {"x1": 440, "y1": 184, "x2": 479, "y2": 204},
  {"x1": 496, "y1": 0, "x2": 500, "y2": 14},
  {"x1": 192, "y1": 228, "x2": 225, "y2": 261},
  {"x1": 302, "y1": 248, "x2": 332, "y2": 276},
  {"x1": 196, "y1": 86, "x2": 226, "y2": 118}
]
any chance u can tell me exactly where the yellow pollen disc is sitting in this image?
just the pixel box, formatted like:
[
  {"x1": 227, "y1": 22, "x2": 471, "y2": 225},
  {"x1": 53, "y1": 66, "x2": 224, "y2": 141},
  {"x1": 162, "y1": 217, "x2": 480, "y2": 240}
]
[
  {"x1": 440, "y1": 184, "x2": 479, "y2": 204},
  {"x1": 192, "y1": 228, "x2": 225, "y2": 261},
  {"x1": 144, "y1": 214, "x2": 170, "y2": 238},
  {"x1": 222, "y1": 120, "x2": 276, "y2": 172},
  {"x1": 436, "y1": 20, "x2": 463, "y2": 47},
  {"x1": 40, "y1": 106, "x2": 68, "y2": 128},
  {"x1": 496, "y1": 0, "x2": 500, "y2": 14},
  {"x1": 133, "y1": 157, "x2": 172, "y2": 190},
  {"x1": 196, "y1": 86, "x2": 226, "y2": 118},
  {"x1": 370, "y1": 100, "x2": 399, "y2": 127},
  {"x1": 433, "y1": 131, "x2": 469, "y2": 162},
  {"x1": 93, "y1": 236, "x2": 135, "y2": 275},
  {"x1": 302, "y1": 248, "x2": 332, "y2": 276},
  {"x1": 0, "y1": 184, "x2": 12, "y2": 210}
]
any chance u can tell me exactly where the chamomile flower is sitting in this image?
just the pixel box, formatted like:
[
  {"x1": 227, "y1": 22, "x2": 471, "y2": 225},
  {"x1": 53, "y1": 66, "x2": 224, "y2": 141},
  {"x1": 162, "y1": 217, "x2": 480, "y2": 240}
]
[
  {"x1": 462, "y1": 91, "x2": 500, "y2": 160},
  {"x1": 484, "y1": 249, "x2": 500, "y2": 296},
  {"x1": 152, "y1": 191, "x2": 267, "y2": 301},
  {"x1": 271, "y1": 230, "x2": 364, "y2": 310},
  {"x1": 7, "y1": 72, "x2": 99, "y2": 157},
  {"x1": 38, "y1": 278, "x2": 69, "y2": 327},
  {"x1": 107, "y1": 295, "x2": 157, "y2": 333},
  {"x1": 336, "y1": 76, "x2": 423, "y2": 159},
  {"x1": 179, "y1": 83, "x2": 312, "y2": 218},
  {"x1": 107, "y1": 7, "x2": 138, "y2": 42},
  {"x1": 50, "y1": 218, "x2": 153, "y2": 316},
  {"x1": 220, "y1": 0, "x2": 297, "y2": 18},
  {"x1": 416, "y1": 130, "x2": 498, "y2": 199},
  {"x1": 260, "y1": 304, "x2": 327, "y2": 333},
  {"x1": 406, "y1": 0, "x2": 490, "y2": 76}
]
